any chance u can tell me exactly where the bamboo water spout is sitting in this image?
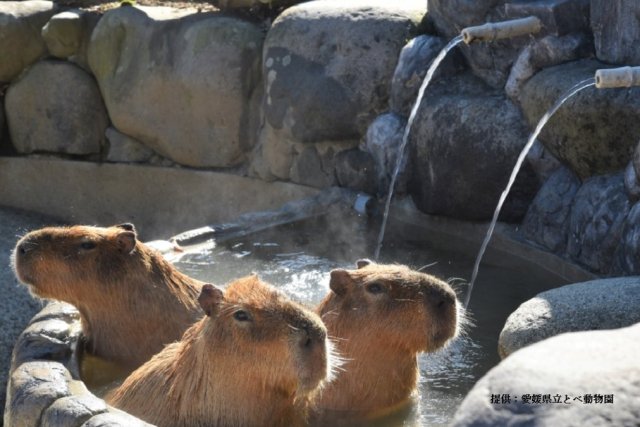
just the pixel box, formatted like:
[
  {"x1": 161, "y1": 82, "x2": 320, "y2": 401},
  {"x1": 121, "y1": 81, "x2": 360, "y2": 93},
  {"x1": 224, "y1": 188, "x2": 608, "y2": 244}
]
[
  {"x1": 595, "y1": 67, "x2": 640, "y2": 89},
  {"x1": 461, "y1": 16, "x2": 542, "y2": 44}
]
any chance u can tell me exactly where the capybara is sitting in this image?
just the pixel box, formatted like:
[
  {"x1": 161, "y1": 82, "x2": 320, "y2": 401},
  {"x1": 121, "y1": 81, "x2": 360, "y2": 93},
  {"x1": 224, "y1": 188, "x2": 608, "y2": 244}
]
[
  {"x1": 314, "y1": 259, "x2": 461, "y2": 420},
  {"x1": 108, "y1": 275, "x2": 335, "y2": 427},
  {"x1": 12, "y1": 223, "x2": 204, "y2": 368}
]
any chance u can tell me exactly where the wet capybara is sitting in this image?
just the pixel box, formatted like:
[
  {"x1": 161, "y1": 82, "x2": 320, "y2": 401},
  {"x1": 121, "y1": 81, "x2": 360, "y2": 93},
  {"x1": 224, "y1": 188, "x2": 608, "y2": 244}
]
[
  {"x1": 12, "y1": 223, "x2": 205, "y2": 368},
  {"x1": 314, "y1": 259, "x2": 461, "y2": 420},
  {"x1": 108, "y1": 275, "x2": 335, "y2": 427}
]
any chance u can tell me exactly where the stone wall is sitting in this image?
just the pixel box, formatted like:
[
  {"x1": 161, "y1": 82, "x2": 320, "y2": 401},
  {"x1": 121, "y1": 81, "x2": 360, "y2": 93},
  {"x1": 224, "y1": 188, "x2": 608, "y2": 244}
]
[{"x1": 2, "y1": 0, "x2": 640, "y2": 275}]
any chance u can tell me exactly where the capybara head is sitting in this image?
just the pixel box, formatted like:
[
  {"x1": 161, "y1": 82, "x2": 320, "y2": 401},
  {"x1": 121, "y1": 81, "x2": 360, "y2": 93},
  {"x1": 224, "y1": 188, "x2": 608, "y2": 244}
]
[
  {"x1": 314, "y1": 259, "x2": 460, "y2": 418},
  {"x1": 109, "y1": 275, "x2": 336, "y2": 427},
  {"x1": 13, "y1": 223, "x2": 139, "y2": 302},
  {"x1": 11, "y1": 223, "x2": 203, "y2": 368},
  {"x1": 198, "y1": 275, "x2": 333, "y2": 397},
  {"x1": 323, "y1": 259, "x2": 459, "y2": 352}
]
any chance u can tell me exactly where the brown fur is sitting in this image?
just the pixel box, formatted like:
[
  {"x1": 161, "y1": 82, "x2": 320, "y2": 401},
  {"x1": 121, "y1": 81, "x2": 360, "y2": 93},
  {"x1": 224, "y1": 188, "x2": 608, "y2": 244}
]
[
  {"x1": 314, "y1": 260, "x2": 460, "y2": 420},
  {"x1": 108, "y1": 275, "x2": 332, "y2": 427},
  {"x1": 12, "y1": 223, "x2": 204, "y2": 368}
]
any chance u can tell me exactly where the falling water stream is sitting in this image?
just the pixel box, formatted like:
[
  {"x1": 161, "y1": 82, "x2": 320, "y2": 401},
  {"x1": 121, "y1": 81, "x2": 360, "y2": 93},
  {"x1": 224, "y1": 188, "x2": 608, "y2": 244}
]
[
  {"x1": 373, "y1": 35, "x2": 464, "y2": 260},
  {"x1": 463, "y1": 77, "x2": 596, "y2": 307}
]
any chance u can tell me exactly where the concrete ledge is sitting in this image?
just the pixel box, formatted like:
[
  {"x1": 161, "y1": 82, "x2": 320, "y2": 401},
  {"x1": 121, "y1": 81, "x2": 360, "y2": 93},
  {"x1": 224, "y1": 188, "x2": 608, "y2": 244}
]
[{"x1": 0, "y1": 157, "x2": 318, "y2": 239}]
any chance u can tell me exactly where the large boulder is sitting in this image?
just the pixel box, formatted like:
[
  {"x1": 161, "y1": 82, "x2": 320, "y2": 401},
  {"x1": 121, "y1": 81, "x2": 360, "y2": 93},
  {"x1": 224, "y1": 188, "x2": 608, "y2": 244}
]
[
  {"x1": 567, "y1": 173, "x2": 630, "y2": 274},
  {"x1": 5, "y1": 60, "x2": 108, "y2": 155},
  {"x1": 389, "y1": 34, "x2": 452, "y2": 117},
  {"x1": 88, "y1": 6, "x2": 264, "y2": 168},
  {"x1": 499, "y1": 277, "x2": 640, "y2": 358},
  {"x1": 0, "y1": 1, "x2": 57, "y2": 83},
  {"x1": 591, "y1": 0, "x2": 640, "y2": 65},
  {"x1": 522, "y1": 167, "x2": 581, "y2": 254},
  {"x1": 262, "y1": 0, "x2": 426, "y2": 143},
  {"x1": 408, "y1": 73, "x2": 537, "y2": 222},
  {"x1": 519, "y1": 59, "x2": 640, "y2": 179},
  {"x1": 41, "y1": 9, "x2": 100, "y2": 70},
  {"x1": 452, "y1": 323, "x2": 640, "y2": 427},
  {"x1": 427, "y1": 0, "x2": 590, "y2": 88},
  {"x1": 613, "y1": 202, "x2": 640, "y2": 275}
]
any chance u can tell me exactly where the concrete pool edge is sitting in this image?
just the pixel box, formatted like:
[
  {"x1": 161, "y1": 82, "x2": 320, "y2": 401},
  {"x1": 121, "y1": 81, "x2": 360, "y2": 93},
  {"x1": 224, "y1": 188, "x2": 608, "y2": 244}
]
[
  {"x1": 3, "y1": 302, "x2": 153, "y2": 426},
  {"x1": 0, "y1": 156, "x2": 319, "y2": 239}
]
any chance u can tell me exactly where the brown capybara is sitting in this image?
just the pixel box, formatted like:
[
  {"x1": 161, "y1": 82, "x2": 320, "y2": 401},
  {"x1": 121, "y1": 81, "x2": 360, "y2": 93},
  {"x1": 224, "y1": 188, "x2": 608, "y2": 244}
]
[
  {"x1": 314, "y1": 259, "x2": 461, "y2": 421},
  {"x1": 11, "y1": 223, "x2": 204, "y2": 368},
  {"x1": 108, "y1": 275, "x2": 336, "y2": 427}
]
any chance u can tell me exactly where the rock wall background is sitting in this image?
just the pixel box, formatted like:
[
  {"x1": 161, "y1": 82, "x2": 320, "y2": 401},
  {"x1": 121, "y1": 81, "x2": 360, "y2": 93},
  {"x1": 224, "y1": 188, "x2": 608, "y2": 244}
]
[{"x1": 2, "y1": 0, "x2": 640, "y2": 276}]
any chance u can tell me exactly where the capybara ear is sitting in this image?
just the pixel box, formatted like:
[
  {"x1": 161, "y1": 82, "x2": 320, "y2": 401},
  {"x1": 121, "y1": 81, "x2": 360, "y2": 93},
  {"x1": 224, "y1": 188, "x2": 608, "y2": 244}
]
[
  {"x1": 329, "y1": 269, "x2": 353, "y2": 296},
  {"x1": 116, "y1": 223, "x2": 136, "y2": 233},
  {"x1": 356, "y1": 259, "x2": 372, "y2": 269},
  {"x1": 116, "y1": 231, "x2": 137, "y2": 254},
  {"x1": 198, "y1": 284, "x2": 224, "y2": 316}
]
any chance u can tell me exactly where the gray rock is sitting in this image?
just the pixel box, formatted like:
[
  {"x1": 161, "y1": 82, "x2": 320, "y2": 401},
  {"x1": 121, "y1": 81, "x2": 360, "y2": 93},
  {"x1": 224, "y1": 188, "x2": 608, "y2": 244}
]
[
  {"x1": 408, "y1": 73, "x2": 537, "y2": 222},
  {"x1": 624, "y1": 161, "x2": 640, "y2": 202},
  {"x1": 633, "y1": 140, "x2": 640, "y2": 180},
  {"x1": 452, "y1": 323, "x2": 640, "y2": 427},
  {"x1": 249, "y1": 123, "x2": 297, "y2": 181},
  {"x1": 41, "y1": 9, "x2": 100, "y2": 70},
  {"x1": 289, "y1": 146, "x2": 334, "y2": 189},
  {"x1": 522, "y1": 167, "x2": 581, "y2": 253},
  {"x1": 428, "y1": 0, "x2": 590, "y2": 88},
  {"x1": 389, "y1": 34, "x2": 447, "y2": 116},
  {"x1": 0, "y1": 1, "x2": 57, "y2": 83},
  {"x1": 88, "y1": 6, "x2": 264, "y2": 168},
  {"x1": 613, "y1": 202, "x2": 640, "y2": 275},
  {"x1": 263, "y1": 0, "x2": 425, "y2": 143},
  {"x1": 5, "y1": 361, "x2": 72, "y2": 427},
  {"x1": 525, "y1": 139, "x2": 563, "y2": 185},
  {"x1": 106, "y1": 127, "x2": 155, "y2": 163},
  {"x1": 11, "y1": 319, "x2": 77, "y2": 372},
  {"x1": 5, "y1": 60, "x2": 108, "y2": 156},
  {"x1": 506, "y1": 33, "x2": 593, "y2": 102},
  {"x1": 41, "y1": 386, "x2": 109, "y2": 427},
  {"x1": 519, "y1": 59, "x2": 640, "y2": 179},
  {"x1": 591, "y1": 0, "x2": 640, "y2": 65},
  {"x1": 364, "y1": 112, "x2": 409, "y2": 196},
  {"x1": 212, "y1": 0, "x2": 302, "y2": 9},
  {"x1": 334, "y1": 149, "x2": 377, "y2": 194},
  {"x1": 499, "y1": 277, "x2": 640, "y2": 358},
  {"x1": 567, "y1": 173, "x2": 630, "y2": 274}
]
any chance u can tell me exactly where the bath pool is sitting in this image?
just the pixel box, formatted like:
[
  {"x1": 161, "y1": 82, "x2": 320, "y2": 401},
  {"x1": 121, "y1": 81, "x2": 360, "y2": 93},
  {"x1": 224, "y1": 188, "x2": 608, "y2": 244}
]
[{"x1": 167, "y1": 213, "x2": 571, "y2": 426}]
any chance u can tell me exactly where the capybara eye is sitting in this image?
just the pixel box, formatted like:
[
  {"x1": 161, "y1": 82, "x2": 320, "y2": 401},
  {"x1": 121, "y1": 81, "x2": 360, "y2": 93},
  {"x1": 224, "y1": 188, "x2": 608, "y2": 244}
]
[
  {"x1": 233, "y1": 310, "x2": 251, "y2": 322},
  {"x1": 80, "y1": 241, "x2": 97, "y2": 250},
  {"x1": 365, "y1": 283, "x2": 384, "y2": 294}
]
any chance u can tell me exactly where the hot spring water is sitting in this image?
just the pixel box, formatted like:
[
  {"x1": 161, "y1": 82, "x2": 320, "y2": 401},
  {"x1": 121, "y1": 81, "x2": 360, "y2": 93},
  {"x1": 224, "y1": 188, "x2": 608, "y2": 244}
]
[{"x1": 168, "y1": 216, "x2": 570, "y2": 426}]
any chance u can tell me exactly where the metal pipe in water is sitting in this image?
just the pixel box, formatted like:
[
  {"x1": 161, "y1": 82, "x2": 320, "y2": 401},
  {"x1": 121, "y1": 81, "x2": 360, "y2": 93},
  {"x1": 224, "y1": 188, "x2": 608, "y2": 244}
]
[
  {"x1": 461, "y1": 16, "x2": 542, "y2": 44},
  {"x1": 595, "y1": 66, "x2": 640, "y2": 89}
]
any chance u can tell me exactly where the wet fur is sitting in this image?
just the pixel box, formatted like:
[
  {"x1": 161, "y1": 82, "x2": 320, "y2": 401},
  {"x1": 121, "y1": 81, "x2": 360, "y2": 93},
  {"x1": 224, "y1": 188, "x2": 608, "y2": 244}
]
[
  {"x1": 12, "y1": 224, "x2": 204, "y2": 368},
  {"x1": 108, "y1": 275, "x2": 331, "y2": 427},
  {"x1": 314, "y1": 261, "x2": 460, "y2": 419}
]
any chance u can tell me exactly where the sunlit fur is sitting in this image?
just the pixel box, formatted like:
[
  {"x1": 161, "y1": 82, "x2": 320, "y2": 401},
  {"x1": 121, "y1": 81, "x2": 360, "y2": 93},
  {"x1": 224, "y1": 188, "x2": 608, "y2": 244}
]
[
  {"x1": 11, "y1": 224, "x2": 204, "y2": 368},
  {"x1": 108, "y1": 275, "x2": 333, "y2": 427},
  {"x1": 314, "y1": 261, "x2": 461, "y2": 420}
]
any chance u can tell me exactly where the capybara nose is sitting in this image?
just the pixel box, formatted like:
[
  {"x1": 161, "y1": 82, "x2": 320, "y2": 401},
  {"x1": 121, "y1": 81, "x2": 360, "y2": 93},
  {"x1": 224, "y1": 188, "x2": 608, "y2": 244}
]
[
  {"x1": 298, "y1": 323, "x2": 327, "y2": 350},
  {"x1": 424, "y1": 285, "x2": 456, "y2": 310},
  {"x1": 17, "y1": 239, "x2": 37, "y2": 256}
]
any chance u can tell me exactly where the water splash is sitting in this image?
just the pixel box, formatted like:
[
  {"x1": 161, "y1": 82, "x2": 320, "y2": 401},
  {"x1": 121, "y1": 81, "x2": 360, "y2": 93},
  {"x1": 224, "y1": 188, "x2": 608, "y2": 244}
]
[
  {"x1": 463, "y1": 77, "x2": 596, "y2": 308},
  {"x1": 374, "y1": 35, "x2": 464, "y2": 260}
]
